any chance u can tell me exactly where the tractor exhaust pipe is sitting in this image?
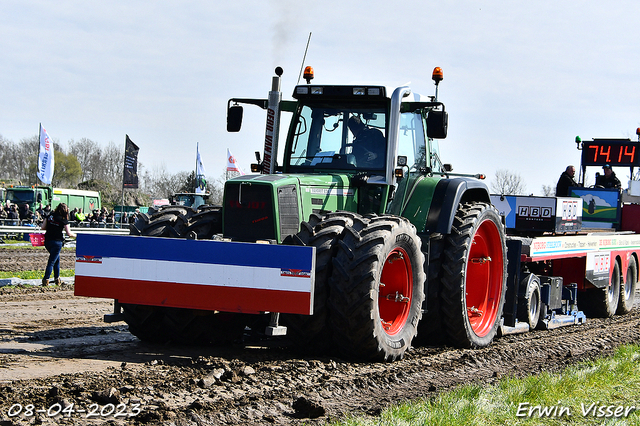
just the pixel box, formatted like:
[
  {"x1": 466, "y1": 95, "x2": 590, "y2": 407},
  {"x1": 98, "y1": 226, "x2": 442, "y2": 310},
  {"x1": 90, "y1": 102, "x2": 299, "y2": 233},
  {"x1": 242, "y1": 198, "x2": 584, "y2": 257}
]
[{"x1": 261, "y1": 67, "x2": 283, "y2": 174}]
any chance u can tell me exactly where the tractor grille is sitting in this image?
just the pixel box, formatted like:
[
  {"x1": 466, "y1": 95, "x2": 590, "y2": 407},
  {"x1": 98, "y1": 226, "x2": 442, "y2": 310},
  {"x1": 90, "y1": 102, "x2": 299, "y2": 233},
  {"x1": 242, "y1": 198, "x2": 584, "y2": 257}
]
[
  {"x1": 277, "y1": 185, "x2": 299, "y2": 240},
  {"x1": 224, "y1": 183, "x2": 275, "y2": 242}
]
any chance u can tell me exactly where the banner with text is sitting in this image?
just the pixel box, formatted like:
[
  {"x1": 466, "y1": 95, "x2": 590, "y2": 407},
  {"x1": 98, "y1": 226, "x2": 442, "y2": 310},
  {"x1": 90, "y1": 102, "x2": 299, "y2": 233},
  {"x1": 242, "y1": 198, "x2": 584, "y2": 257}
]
[{"x1": 123, "y1": 135, "x2": 139, "y2": 189}]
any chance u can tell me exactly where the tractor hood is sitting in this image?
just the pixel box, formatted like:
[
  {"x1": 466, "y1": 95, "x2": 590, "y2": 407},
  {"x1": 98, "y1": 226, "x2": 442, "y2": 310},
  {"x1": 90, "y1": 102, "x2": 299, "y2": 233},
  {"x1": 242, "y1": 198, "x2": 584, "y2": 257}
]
[{"x1": 223, "y1": 173, "x2": 358, "y2": 243}]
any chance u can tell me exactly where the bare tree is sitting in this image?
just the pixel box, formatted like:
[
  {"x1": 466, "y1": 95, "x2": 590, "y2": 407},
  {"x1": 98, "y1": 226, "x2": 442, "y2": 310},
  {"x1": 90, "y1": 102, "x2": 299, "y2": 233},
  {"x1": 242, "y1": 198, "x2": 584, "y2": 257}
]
[
  {"x1": 1, "y1": 132, "x2": 227, "y2": 208},
  {"x1": 490, "y1": 169, "x2": 527, "y2": 195},
  {"x1": 541, "y1": 184, "x2": 555, "y2": 196},
  {"x1": 68, "y1": 138, "x2": 102, "y2": 182},
  {"x1": 101, "y1": 142, "x2": 124, "y2": 187}
]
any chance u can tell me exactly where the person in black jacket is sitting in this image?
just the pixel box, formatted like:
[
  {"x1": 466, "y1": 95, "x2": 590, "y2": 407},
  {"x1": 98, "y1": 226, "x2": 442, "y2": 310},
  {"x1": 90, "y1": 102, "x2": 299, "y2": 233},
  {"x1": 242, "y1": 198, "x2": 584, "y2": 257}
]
[
  {"x1": 41, "y1": 203, "x2": 76, "y2": 286},
  {"x1": 595, "y1": 164, "x2": 622, "y2": 189},
  {"x1": 348, "y1": 116, "x2": 386, "y2": 169},
  {"x1": 555, "y1": 165, "x2": 579, "y2": 196}
]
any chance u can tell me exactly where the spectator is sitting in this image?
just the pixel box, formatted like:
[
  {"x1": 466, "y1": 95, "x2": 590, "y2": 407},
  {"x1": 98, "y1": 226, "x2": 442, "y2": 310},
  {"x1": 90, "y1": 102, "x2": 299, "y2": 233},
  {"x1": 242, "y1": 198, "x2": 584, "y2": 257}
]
[
  {"x1": 106, "y1": 209, "x2": 115, "y2": 224},
  {"x1": 36, "y1": 203, "x2": 45, "y2": 219},
  {"x1": 75, "y1": 208, "x2": 86, "y2": 224},
  {"x1": 19, "y1": 204, "x2": 31, "y2": 221},
  {"x1": 0, "y1": 205, "x2": 7, "y2": 223},
  {"x1": 33, "y1": 210, "x2": 42, "y2": 224},
  {"x1": 120, "y1": 211, "x2": 129, "y2": 224},
  {"x1": 22, "y1": 206, "x2": 34, "y2": 224},
  {"x1": 7, "y1": 205, "x2": 19, "y2": 226},
  {"x1": 41, "y1": 203, "x2": 76, "y2": 286}
]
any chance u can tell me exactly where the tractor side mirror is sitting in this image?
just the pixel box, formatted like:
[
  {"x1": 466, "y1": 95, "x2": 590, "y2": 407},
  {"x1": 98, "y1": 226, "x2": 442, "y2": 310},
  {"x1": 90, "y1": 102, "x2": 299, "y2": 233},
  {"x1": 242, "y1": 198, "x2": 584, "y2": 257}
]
[
  {"x1": 426, "y1": 109, "x2": 448, "y2": 139},
  {"x1": 227, "y1": 105, "x2": 244, "y2": 132}
]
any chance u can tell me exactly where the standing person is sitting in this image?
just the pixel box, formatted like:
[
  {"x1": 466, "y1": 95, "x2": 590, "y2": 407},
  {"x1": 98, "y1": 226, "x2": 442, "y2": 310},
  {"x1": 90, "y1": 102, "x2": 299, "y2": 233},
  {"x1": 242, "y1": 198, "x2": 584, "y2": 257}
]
[
  {"x1": 555, "y1": 165, "x2": 579, "y2": 197},
  {"x1": 41, "y1": 203, "x2": 76, "y2": 286}
]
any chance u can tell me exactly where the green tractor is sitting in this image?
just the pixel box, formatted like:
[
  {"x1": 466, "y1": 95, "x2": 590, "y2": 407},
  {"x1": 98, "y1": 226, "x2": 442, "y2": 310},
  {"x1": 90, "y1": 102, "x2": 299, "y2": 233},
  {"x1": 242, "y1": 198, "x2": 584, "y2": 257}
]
[{"x1": 111, "y1": 66, "x2": 507, "y2": 361}]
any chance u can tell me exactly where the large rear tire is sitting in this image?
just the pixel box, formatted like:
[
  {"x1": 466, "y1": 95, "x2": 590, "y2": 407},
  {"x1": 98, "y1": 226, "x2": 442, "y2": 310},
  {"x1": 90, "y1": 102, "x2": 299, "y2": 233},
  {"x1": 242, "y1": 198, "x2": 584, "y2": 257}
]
[
  {"x1": 122, "y1": 205, "x2": 241, "y2": 345},
  {"x1": 282, "y1": 212, "x2": 356, "y2": 355},
  {"x1": 328, "y1": 215, "x2": 425, "y2": 361},
  {"x1": 617, "y1": 256, "x2": 637, "y2": 315},
  {"x1": 439, "y1": 202, "x2": 507, "y2": 348}
]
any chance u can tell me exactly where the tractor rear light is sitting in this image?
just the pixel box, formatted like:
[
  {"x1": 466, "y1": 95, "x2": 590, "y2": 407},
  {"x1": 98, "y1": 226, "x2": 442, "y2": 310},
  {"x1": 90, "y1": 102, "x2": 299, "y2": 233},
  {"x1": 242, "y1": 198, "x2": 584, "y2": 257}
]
[
  {"x1": 353, "y1": 87, "x2": 365, "y2": 95},
  {"x1": 637, "y1": 128, "x2": 640, "y2": 137},
  {"x1": 296, "y1": 86, "x2": 309, "y2": 95},
  {"x1": 367, "y1": 88, "x2": 380, "y2": 96},
  {"x1": 311, "y1": 87, "x2": 323, "y2": 95},
  {"x1": 251, "y1": 163, "x2": 262, "y2": 173},
  {"x1": 394, "y1": 168, "x2": 405, "y2": 179}
]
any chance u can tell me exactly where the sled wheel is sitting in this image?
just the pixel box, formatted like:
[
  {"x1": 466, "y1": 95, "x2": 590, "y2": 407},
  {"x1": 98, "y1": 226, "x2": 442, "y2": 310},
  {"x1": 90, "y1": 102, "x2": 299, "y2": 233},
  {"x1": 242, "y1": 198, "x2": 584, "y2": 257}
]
[
  {"x1": 440, "y1": 202, "x2": 507, "y2": 348},
  {"x1": 517, "y1": 274, "x2": 542, "y2": 330},
  {"x1": 617, "y1": 256, "x2": 637, "y2": 315},
  {"x1": 581, "y1": 260, "x2": 621, "y2": 318},
  {"x1": 282, "y1": 212, "x2": 356, "y2": 355},
  {"x1": 329, "y1": 215, "x2": 425, "y2": 361}
]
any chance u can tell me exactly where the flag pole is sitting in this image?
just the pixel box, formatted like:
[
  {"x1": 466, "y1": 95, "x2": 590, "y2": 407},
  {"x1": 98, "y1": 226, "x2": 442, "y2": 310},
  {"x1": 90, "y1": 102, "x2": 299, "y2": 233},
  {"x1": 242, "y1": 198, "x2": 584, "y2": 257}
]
[
  {"x1": 195, "y1": 143, "x2": 198, "y2": 192},
  {"x1": 38, "y1": 123, "x2": 42, "y2": 187},
  {"x1": 121, "y1": 136, "x2": 125, "y2": 225}
]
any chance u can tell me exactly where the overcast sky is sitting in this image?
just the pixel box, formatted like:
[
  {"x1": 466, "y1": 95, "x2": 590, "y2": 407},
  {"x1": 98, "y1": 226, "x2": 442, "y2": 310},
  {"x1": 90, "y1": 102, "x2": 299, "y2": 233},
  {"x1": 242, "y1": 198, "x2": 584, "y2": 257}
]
[{"x1": 2, "y1": 1, "x2": 639, "y2": 194}]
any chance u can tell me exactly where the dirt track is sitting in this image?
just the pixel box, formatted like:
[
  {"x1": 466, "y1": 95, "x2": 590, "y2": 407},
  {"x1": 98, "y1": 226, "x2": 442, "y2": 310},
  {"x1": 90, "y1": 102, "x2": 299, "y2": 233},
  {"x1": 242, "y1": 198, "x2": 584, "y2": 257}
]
[{"x1": 2, "y1": 247, "x2": 640, "y2": 425}]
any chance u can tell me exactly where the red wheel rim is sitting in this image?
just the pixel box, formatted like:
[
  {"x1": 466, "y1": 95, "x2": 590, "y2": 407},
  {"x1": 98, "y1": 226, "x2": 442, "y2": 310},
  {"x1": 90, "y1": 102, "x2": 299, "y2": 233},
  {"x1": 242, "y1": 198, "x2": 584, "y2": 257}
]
[
  {"x1": 465, "y1": 219, "x2": 503, "y2": 337},
  {"x1": 379, "y1": 247, "x2": 412, "y2": 336}
]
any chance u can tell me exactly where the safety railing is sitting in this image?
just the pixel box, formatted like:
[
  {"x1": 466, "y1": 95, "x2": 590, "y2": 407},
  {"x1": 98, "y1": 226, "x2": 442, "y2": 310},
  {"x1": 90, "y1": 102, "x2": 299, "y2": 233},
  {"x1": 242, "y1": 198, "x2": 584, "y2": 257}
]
[{"x1": 0, "y1": 219, "x2": 130, "y2": 239}]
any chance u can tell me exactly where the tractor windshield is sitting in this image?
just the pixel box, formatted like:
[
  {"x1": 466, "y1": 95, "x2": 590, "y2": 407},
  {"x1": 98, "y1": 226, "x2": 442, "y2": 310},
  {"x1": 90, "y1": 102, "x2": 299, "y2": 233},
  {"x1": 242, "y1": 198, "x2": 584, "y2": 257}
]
[{"x1": 287, "y1": 104, "x2": 387, "y2": 172}]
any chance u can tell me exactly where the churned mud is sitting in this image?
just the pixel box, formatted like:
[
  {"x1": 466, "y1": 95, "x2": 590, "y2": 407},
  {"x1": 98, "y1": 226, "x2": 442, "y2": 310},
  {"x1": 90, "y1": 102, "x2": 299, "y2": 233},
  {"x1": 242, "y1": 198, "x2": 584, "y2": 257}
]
[{"x1": 1, "y1": 246, "x2": 640, "y2": 425}]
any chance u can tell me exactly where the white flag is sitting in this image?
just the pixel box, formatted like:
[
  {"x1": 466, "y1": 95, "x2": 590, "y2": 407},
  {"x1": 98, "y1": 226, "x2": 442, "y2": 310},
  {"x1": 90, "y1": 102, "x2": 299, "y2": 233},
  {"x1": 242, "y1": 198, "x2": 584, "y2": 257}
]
[
  {"x1": 195, "y1": 143, "x2": 207, "y2": 194},
  {"x1": 227, "y1": 148, "x2": 244, "y2": 175},
  {"x1": 37, "y1": 124, "x2": 55, "y2": 185}
]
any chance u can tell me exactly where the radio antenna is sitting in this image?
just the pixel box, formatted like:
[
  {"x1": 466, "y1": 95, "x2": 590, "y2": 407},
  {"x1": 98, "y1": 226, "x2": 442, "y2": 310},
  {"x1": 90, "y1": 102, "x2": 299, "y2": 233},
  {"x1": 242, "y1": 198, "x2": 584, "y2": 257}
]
[{"x1": 296, "y1": 32, "x2": 312, "y2": 85}]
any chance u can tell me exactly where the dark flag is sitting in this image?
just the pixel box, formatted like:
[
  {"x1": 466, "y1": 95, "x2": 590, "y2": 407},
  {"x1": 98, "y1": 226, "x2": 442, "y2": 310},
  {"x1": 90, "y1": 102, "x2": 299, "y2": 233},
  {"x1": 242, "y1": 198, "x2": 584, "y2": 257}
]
[{"x1": 123, "y1": 135, "x2": 139, "y2": 188}]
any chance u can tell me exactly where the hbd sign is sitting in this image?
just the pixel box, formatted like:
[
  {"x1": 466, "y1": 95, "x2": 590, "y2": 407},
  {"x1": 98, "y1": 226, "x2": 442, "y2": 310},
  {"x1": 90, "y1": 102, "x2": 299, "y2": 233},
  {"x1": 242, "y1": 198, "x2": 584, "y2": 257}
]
[{"x1": 517, "y1": 205, "x2": 553, "y2": 219}]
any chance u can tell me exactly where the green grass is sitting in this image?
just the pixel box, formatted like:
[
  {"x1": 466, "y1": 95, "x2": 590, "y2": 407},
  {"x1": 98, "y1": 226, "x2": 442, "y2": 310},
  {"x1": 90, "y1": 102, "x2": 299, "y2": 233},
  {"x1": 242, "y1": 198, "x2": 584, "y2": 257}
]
[
  {"x1": 0, "y1": 269, "x2": 75, "y2": 280},
  {"x1": 333, "y1": 344, "x2": 640, "y2": 426}
]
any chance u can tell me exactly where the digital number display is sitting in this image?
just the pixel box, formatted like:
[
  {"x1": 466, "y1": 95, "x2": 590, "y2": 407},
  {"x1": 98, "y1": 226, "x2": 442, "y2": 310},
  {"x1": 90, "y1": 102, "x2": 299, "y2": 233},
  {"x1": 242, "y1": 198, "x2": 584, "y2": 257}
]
[{"x1": 581, "y1": 139, "x2": 640, "y2": 167}]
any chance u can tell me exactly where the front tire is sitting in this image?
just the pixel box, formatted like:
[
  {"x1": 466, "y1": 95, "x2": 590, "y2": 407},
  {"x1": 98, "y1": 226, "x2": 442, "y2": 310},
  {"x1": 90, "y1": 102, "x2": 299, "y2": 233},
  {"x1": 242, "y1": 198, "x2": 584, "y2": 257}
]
[
  {"x1": 281, "y1": 212, "x2": 356, "y2": 355},
  {"x1": 328, "y1": 215, "x2": 425, "y2": 361},
  {"x1": 439, "y1": 202, "x2": 507, "y2": 348}
]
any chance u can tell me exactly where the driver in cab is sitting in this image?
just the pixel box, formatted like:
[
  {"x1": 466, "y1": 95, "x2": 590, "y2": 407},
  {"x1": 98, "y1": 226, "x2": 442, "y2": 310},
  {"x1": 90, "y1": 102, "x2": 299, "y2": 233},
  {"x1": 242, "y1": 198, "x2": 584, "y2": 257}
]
[{"x1": 347, "y1": 116, "x2": 385, "y2": 168}]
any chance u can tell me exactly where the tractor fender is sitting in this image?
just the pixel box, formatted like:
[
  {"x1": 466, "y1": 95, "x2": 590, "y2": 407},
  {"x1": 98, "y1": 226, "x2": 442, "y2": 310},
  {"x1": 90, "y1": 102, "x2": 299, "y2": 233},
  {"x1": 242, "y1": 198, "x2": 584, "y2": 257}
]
[{"x1": 424, "y1": 177, "x2": 491, "y2": 235}]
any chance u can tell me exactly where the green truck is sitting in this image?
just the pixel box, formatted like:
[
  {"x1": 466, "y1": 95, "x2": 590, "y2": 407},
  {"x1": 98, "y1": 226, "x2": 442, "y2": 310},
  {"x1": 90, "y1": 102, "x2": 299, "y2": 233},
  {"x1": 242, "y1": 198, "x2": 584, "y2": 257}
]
[{"x1": 4, "y1": 186, "x2": 101, "y2": 215}]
